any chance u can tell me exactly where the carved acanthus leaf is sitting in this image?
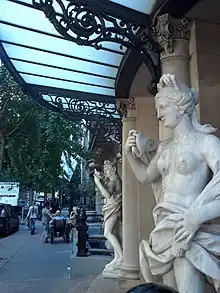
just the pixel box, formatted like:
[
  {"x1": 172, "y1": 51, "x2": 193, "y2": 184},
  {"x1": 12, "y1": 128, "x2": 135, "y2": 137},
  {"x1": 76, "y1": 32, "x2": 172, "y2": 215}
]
[
  {"x1": 116, "y1": 97, "x2": 136, "y2": 118},
  {"x1": 153, "y1": 13, "x2": 191, "y2": 55}
]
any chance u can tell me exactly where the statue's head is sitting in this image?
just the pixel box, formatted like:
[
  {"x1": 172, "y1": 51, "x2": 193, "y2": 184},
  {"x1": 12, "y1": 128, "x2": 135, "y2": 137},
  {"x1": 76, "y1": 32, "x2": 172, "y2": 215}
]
[
  {"x1": 155, "y1": 74, "x2": 216, "y2": 133},
  {"x1": 126, "y1": 283, "x2": 178, "y2": 293},
  {"x1": 103, "y1": 160, "x2": 116, "y2": 178}
]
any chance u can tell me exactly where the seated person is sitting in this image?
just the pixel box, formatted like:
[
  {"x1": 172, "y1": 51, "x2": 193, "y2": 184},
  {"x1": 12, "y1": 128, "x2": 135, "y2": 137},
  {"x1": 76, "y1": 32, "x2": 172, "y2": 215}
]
[
  {"x1": 126, "y1": 283, "x2": 178, "y2": 293},
  {"x1": 50, "y1": 210, "x2": 70, "y2": 241},
  {"x1": 50, "y1": 210, "x2": 66, "y2": 226}
]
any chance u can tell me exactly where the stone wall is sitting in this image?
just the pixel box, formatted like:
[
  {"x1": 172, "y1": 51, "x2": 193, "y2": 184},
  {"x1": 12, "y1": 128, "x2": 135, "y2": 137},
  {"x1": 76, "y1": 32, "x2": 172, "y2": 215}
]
[{"x1": 190, "y1": 20, "x2": 220, "y2": 137}]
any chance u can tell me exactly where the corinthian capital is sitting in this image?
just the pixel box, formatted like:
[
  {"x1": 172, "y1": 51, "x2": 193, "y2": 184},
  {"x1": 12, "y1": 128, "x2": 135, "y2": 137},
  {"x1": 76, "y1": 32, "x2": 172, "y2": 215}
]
[
  {"x1": 153, "y1": 13, "x2": 191, "y2": 55},
  {"x1": 116, "y1": 97, "x2": 136, "y2": 118}
]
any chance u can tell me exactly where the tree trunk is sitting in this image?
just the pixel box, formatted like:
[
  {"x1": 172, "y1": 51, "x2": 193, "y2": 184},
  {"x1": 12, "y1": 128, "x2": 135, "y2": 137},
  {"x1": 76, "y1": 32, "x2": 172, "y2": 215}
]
[
  {"x1": 0, "y1": 136, "x2": 5, "y2": 174},
  {"x1": 29, "y1": 186, "x2": 34, "y2": 205}
]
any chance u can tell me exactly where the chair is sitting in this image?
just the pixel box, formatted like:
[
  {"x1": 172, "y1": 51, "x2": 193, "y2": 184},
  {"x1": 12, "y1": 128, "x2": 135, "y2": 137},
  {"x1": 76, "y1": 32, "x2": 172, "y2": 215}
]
[{"x1": 50, "y1": 219, "x2": 69, "y2": 244}]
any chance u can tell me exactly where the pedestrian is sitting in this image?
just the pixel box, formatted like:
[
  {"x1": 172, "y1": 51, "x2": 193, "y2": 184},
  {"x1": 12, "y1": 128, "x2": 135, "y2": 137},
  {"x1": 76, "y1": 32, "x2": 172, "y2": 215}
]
[
  {"x1": 69, "y1": 206, "x2": 77, "y2": 241},
  {"x1": 50, "y1": 197, "x2": 59, "y2": 213},
  {"x1": 42, "y1": 201, "x2": 53, "y2": 243},
  {"x1": 69, "y1": 206, "x2": 77, "y2": 227},
  {"x1": 25, "y1": 201, "x2": 39, "y2": 235},
  {"x1": 38, "y1": 201, "x2": 43, "y2": 221}
]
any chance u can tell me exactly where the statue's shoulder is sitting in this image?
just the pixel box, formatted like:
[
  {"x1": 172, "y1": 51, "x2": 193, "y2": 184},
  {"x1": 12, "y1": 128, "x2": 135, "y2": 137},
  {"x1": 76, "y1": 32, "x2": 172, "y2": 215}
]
[
  {"x1": 158, "y1": 139, "x2": 171, "y2": 151},
  {"x1": 196, "y1": 132, "x2": 220, "y2": 155},
  {"x1": 202, "y1": 133, "x2": 220, "y2": 147}
]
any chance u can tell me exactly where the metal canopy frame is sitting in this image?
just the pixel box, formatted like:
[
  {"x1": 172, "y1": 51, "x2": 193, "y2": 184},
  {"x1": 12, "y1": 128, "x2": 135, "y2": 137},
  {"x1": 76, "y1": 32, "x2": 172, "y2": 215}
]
[
  {"x1": 32, "y1": 0, "x2": 161, "y2": 90},
  {"x1": 0, "y1": 0, "x2": 161, "y2": 123},
  {"x1": 0, "y1": 40, "x2": 121, "y2": 122},
  {"x1": 0, "y1": 0, "x2": 201, "y2": 122}
]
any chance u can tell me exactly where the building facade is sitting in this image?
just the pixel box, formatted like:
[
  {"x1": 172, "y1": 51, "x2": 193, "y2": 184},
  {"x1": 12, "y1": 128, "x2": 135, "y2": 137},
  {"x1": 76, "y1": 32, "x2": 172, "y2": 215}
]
[{"x1": 1, "y1": 0, "x2": 220, "y2": 291}]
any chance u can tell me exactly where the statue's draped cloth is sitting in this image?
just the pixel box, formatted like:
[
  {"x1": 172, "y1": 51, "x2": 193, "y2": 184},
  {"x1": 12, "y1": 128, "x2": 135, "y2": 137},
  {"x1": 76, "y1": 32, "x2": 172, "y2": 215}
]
[
  {"x1": 135, "y1": 133, "x2": 220, "y2": 283},
  {"x1": 102, "y1": 193, "x2": 122, "y2": 224}
]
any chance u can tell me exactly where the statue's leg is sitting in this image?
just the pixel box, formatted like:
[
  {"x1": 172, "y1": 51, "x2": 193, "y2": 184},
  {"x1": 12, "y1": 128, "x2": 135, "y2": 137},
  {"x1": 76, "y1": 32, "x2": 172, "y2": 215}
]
[
  {"x1": 163, "y1": 269, "x2": 178, "y2": 291},
  {"x1": 139, "y1": 240, "x2": 156, "y2": 283},
  {"x1": 173, "y1": 258, "x2": 205, "y2": 293},
  {"x1": 104, "y1": 214, "x2": 123, "y2": 261},
  {"x1": 211, "y1": 278, "x2": 220, "y2": 292}
]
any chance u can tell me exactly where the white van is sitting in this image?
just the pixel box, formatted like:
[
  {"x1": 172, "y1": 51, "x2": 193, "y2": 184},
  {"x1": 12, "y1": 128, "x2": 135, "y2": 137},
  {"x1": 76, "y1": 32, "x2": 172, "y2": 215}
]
[{"x1": 0, "y1": 182, "x2": 20, "y2": 206}]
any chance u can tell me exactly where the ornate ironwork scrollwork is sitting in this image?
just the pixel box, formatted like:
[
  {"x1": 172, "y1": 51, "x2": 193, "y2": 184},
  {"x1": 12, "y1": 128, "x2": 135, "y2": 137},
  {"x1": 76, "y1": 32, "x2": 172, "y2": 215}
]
[
  {"x1": 86, "y1": 120, "x2": 122, "y2": 144},
  {"x1": 44, "y1": 94, "x2": 120, "y2": 120},
  {"x1": 34, "y1": 0, "x2": 153, "y2": 51},
  {"x1": 33, "y1": 0, "x2": 161, "y2": 93}
]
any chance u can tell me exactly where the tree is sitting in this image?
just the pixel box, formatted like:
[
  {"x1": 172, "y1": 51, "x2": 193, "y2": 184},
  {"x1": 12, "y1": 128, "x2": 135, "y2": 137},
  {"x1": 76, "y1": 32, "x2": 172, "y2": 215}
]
[
  {"x1": 0, "y1": 63, "x2": 90, "y2": 194},
  {"x1": 0, "y1": 63, "x2": 33, "y2": 172}
]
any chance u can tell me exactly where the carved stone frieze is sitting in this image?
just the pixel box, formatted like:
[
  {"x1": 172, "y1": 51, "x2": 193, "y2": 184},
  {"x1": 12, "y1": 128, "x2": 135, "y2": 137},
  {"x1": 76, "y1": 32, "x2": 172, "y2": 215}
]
[
  {"x1": 116, "y1": 97, "x2": 136, "y2": 118},
  {"x1": 153, "y1": 13, "x2": 191, "y2": 55}
]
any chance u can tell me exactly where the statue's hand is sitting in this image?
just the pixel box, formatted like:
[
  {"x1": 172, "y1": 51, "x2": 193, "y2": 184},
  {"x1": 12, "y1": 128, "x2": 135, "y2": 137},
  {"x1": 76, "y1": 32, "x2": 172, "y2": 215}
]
[
  {"x1": 94, "y1": 169, "x2": 102, "y2": 182},
  {"x1": 125, "y1": 130, "x2": 138, "y2": 153},
  {"x1": 174, "y1": 212, "x2": 200, "y2": 244},
  {"x1": 183, "y1": 210, "x2": 200, "y2": 234},
  {"x1": 157, "y1": 74, "x2": 177, "y2": 91}
]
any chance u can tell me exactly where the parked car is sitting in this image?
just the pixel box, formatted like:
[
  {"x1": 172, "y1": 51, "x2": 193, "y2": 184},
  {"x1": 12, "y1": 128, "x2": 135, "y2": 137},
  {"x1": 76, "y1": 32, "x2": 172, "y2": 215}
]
[{"x1": 0, "y1": 204, "x2": 19, "y2": 236}]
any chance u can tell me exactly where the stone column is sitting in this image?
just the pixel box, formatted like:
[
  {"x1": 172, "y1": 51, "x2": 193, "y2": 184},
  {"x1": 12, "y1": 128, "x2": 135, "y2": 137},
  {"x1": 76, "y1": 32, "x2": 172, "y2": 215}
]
[
  {"x1": 153, "y1": 13, "x2": 191, "y2": 140},
  {"x1": 116, "y1": 98, "x2": 140, "y2": 289}
]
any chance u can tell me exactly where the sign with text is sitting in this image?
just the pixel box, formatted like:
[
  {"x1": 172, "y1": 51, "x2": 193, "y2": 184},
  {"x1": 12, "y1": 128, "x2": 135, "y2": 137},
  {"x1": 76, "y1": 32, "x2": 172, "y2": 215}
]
[{"x1": 0, "y1": 182, "x2": 20, "y2": 206}]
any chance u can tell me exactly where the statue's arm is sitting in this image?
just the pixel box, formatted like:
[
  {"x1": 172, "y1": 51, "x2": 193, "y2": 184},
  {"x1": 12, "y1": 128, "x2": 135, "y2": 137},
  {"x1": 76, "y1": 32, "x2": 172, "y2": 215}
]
[
  {"x1": 94, "y1": 178, "x2": 111, "y2": 200},
  {"x1": 195, "y1": 135, "x2": 220, "y2": 224},
  {"x1": 195, "y1": 201, "x2": 220, "y2": 226},
  {"x1": 126, "y1": 150, "x2": 160, "y2": 184},
  {"x1": 115, "y1": 177, "x2": 122, "y2": 194}
]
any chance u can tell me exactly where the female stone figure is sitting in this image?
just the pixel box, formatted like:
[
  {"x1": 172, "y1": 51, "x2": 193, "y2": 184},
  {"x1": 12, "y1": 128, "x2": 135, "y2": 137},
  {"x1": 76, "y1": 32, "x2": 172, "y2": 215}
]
[
  {"x1": 94, "y1": 159, "x2": 123, "y2": 271},
  {"x1": 125, "y1": 74, "x2": 220, "y2": 293}
]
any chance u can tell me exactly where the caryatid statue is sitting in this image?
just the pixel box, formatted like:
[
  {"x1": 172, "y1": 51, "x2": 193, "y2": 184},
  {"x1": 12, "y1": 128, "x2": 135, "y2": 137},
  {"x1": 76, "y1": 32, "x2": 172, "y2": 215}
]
[
  {"x1": 94, "y1": 159, "x2": 122, "y2": 277},
  {"x1": 125, "y1": 74, "x2": 220, "y2": 293}
]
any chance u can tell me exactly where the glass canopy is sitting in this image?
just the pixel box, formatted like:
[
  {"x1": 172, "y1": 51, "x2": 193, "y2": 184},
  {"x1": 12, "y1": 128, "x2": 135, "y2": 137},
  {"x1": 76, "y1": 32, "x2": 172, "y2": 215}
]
[
  {"x1": 0, "y1": 0, "x2": 159, "y2": 120},
  {"x1": 109, "y1": 0, "x2": 157, "y2": 14},
  {"x1": 0, "y1": 0, "x2": 126, "y2": 98}
]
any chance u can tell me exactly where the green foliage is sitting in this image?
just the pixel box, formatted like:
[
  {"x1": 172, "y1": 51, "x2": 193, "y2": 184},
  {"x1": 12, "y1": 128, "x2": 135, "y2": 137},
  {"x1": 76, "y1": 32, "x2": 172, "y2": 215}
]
[
  {"x1": 78, "y1": 178, "x2": 96, "y2": 198},
  {"x1": 70, "y1": 163, "x2": 81, "y2": 190},
  {"x1": 0, "y1": 63, "x2": 89, "y2": 192}
]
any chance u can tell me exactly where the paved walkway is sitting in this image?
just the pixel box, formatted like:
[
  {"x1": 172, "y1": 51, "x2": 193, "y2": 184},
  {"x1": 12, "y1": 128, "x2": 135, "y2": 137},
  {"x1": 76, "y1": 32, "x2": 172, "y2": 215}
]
[{"x1": 0, "y1": 222, "x2": 108, "y2": 293}]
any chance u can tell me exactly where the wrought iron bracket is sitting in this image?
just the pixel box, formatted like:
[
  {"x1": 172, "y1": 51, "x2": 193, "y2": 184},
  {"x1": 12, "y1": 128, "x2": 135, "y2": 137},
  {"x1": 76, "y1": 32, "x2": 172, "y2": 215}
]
[
  {"x1": 34, "y1": 91, "x2": 122, "y2": 143},
  {"x1": 32, "y1": 0, "x2": 161, "y2": 93},
  {"x1": 87, "y1": 119, "x2": 122, "y2": 145}
]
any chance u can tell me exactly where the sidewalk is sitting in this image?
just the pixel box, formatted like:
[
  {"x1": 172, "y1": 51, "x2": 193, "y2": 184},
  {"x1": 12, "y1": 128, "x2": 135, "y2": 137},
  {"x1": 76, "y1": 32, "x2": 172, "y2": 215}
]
[
  {"x1": 0, "y1": 221, "x2": 121, "y2": 293},
  {"x1": 66, "y1": 255, "x2": 108, "y2": 293},
  {"x1": 68, "y1": 225, "x2": 111, "y2": 293},
  {"x1": 0, "y1": 225, "x2": 31, "y2": 271}
]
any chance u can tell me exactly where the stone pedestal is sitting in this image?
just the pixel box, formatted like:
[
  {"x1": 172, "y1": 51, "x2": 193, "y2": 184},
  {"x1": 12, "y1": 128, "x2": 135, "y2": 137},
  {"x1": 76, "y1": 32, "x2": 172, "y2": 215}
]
[
  {"x1": 87, "y1": 274, "x2": 125, "y2": 293},
  {"x1": 117, "y1": 98, "x2": 140, "y2": 289},
  {"x1": 103, "y1": 264, "x2": 121, "y2": 279}
]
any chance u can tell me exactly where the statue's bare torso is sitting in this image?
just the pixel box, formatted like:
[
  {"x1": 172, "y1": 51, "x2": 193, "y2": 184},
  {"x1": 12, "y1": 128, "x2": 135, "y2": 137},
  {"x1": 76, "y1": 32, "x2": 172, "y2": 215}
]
[{"x1": 157, "y1": 132, "x2": 210, "y2": 208}]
